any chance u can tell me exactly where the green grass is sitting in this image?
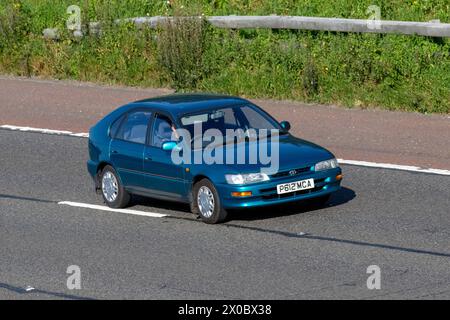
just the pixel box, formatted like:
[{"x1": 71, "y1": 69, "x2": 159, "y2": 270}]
[{"x1": 0, "y1": 0, "x2": 449, "y2": 113}]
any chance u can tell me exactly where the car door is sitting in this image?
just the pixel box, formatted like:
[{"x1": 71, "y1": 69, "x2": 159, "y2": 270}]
[
  {"x1": 109, "y1": 109, "x2": 152, "y2": 190},
  {"x1": 142, "y1": 113, "x2": 187, "y2": 200}
]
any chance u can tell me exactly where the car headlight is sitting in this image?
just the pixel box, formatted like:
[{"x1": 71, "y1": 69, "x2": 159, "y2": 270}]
[
  {"x1": 225, "y1": 173, "x2": 270, "y2": 185},
  {"x1": 315, "y1": 158, "x2": 339, "y2": 171}
]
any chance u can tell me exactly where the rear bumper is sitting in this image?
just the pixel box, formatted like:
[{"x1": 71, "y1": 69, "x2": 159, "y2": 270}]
[
  {"x1": 87, "y1": 160, "x2": 97, "y2": 179},
  {"x1": 217, "y1": 168, "x2": 342, "y2": 209}
]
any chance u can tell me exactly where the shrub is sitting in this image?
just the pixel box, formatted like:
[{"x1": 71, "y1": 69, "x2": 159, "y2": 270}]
[
  {"x1": 302, "y1": 58, "x2": 319, "y2": 97},
  {"x1": 0, "y1": 1, "x2": 449, "y2": 113},
  {"x1": 156, "y1": 16, "x2": 209, "y2": 90}
]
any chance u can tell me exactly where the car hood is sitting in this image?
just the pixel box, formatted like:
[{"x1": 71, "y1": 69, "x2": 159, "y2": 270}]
[{"x1": 193, "y1": 134, "x2": 335, "y2": 174}]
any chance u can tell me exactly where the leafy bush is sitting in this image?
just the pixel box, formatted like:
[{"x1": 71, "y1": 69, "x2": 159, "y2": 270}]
[
  {"x1": 0, "y1": 0, "x2": 449, "y2": 113},
  {"x1": 157, "y1": 16, "x2": 209, "y2": 90}
]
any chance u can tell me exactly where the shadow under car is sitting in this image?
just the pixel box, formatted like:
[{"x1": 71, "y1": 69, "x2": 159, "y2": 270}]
[{"x1": 128, "y1": 187, "x2": 356, "y2": 222}]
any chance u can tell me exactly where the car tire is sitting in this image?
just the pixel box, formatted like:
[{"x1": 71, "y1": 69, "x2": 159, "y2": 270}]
[
  {"x1": 100, "y1": 165, "x2": 130, "y2": 208},
  {"x1": 191, "y1": 179, "x2": 228, "y2": 224}
]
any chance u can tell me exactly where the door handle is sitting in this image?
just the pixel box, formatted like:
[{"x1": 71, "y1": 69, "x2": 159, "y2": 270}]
[
  {"x1": 145, "y1": 156, "x2": 152, "y2": 161},
  {"x1": 111, "y1": 150, "x2": 118, "y2": 154}
]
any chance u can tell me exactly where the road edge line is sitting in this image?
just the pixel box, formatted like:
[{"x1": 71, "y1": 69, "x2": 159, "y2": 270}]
[
  {"x1": 2, "y1": 124, "x2": 450, "y2": 176},
  {"x1": 0, "y1": 124, "x2": 89, "y2": 138},
  {"x1": 337, "y1": 159, "x2": 450, "y2": 176}
]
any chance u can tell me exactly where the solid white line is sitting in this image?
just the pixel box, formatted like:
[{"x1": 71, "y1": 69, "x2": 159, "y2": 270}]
[
  {"x1": 2, "y1": 124, "x2": 450, "y2": 176},
  {"x1": 337, "y1": 159, "x2": 450, "y2": 176},
  {"x1": 58, "y1": 201, "x2": 168, "y2": 218},
  {"x1": 0, "y1": 125, "x2": 89, "y2": 138}
]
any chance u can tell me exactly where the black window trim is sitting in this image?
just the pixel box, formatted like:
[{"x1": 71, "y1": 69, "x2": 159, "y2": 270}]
[{"x1": 148, "y1": 111, "x2": 177, "y2": 148}]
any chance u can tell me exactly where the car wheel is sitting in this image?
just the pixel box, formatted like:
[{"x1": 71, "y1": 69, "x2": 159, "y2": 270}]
[
  {"x1": 100, "y1": 165, "x2": 130, "y2": 208},
  {"x1": 191, "y1": 179, "x2": 228, "y2": 224}
]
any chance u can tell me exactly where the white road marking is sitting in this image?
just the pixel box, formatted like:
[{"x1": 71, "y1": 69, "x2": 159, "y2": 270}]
[
  {"x1": 0, "y1": 125, "x2": 89, "y2": 138},
  {"x1": 2, "y1": 124, "x2": 450, "y2": 176},
  {"x1": 337, "y1": 159, "x2": 450, "y2": 176},
  {"x1": 58, "y1": 201, "x2": 168, "y2": 218}
]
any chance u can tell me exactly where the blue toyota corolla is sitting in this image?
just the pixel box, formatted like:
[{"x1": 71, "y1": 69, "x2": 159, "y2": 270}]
[{"x1": 87, "y1": 94, "x2": 342, "y2": 224}]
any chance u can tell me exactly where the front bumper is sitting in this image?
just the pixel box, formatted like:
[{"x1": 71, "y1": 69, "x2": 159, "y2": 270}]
[{"x1": 217, "y1": 167, "x2": 342, "y2": 209}]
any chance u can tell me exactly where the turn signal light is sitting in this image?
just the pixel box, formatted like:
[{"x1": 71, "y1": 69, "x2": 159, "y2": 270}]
[
  {"x1": 336, "y1": 174, "x2": 343, "y2": 181},
  {"x1": 231, "y1": 191, "x2": 252, "y2": 197}
]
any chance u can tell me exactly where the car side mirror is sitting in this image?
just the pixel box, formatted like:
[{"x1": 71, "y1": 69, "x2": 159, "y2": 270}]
[
  {"x1": 162, "y1": 141, "x2": 178, "y2": 151},
  {"x1": 280, "y1": 121, "x2": 291, "y2": 132}
]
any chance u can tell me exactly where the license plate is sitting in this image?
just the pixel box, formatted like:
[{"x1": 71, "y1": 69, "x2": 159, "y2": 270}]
[{"x1": 277, "y1": 179, "x2": 315, "y2": 195}]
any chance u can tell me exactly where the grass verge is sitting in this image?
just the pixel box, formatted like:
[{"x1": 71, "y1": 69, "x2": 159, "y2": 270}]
[{"x1": 0, "y1": 1, "x2": 449, "y2": 113}]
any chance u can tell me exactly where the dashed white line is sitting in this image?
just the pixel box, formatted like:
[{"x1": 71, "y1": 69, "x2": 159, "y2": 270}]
[
  {"x1": 2, "y1": 124, "x2": 450, "y2": 176},
  {"x1": 58, "y1": 201, "x2": 168, "y2": 218},
  {"x1": 337, "y1": 159, "x2": 450, "y2": 176}
]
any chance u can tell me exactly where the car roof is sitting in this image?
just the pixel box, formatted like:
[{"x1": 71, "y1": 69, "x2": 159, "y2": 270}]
[{"x1": 129, "y1": 93, "x2": 248, "y2": 117}]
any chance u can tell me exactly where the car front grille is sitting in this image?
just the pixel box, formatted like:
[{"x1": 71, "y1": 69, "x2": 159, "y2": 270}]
[{"x1": 270, "y1": 166, "x2": 312, "y2": 179}]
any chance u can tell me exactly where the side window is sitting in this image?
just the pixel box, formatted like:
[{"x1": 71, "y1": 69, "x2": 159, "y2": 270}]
[
  {"x1": 152, "y1": 114, "x2": 175, "y2": 148},
  {"x1": 115, "y1": 110, "x2": 152, "y2": 144},
  {"x1": 110, "y1": 114, "x2": 126, "y2": 138}
]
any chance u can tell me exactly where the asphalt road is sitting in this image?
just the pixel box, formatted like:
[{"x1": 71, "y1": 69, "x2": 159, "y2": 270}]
[
  {"x1": 1, "y1": 129, "x2": 449, "y2": 299},
  {"x1": 1, "y1": 76, "x2": 449, "y2": 170}
]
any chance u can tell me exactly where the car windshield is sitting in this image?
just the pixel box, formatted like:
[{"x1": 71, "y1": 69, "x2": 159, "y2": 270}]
[{"x1": 179, "y1": 104, "x2": 282, "y2": 143}]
